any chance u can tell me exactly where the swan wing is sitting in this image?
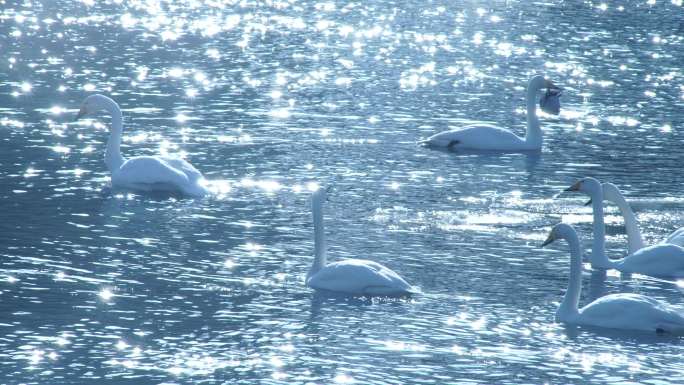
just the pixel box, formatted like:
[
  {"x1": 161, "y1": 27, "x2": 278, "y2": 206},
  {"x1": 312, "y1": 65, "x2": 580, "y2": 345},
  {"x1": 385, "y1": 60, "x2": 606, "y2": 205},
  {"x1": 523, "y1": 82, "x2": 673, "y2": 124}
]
[
  {"x1": 620, "y1": 244, "x2": 684, "y2": 277},
  {"x1": 159, "y1": 156, "x2": 204, "y2": 182},
  {"x1": 422, "y1": 124, "x2": 527, "y2": 150},
  {"x1": 306, "y1": 258, "x2": 413, "y2": 296},
  {"x1": 116, "y1": 156, "x2": 189, "y2": 185},
  {"x1": 579, "y1": 293, "x2": 684, "y2": 332},
  {"x1": 113, "y1": 156, "x2": 207, "y2": 197}
]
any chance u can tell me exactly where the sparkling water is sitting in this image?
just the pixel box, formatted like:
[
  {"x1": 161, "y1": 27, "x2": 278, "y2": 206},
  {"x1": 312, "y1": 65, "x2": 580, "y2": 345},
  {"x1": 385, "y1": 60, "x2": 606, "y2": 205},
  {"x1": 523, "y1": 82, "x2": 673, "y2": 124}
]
[{"x1": 1, "y1": 1, "x2": 684, "y2": 384}]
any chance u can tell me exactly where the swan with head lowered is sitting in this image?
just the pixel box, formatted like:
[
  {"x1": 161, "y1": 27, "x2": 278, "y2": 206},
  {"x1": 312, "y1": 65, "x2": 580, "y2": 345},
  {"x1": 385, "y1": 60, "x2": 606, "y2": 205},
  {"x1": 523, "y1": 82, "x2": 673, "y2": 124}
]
[
  {"x1": 564, "y1": 177, "x2": 684, "y2": 278},
  {"x1": 305, "y1": 188, "x2": 416, "y2": 296},
  {"x1": 421, "y1": 75, "x2": 560, "y2": 151},
  {"x1": 75, "y1": 94, "x2": 208, "y2": 197},
  {"x1": 585, "y1": 182, "x2": 684, "y2": 255},
  {"x1": 542, "y1": 223, "x2": 684, "y2": 333}
]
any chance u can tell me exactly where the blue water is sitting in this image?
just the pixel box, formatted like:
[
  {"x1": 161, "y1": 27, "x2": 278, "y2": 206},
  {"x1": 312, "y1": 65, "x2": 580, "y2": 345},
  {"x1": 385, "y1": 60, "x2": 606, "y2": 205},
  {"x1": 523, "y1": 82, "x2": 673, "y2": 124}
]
[{"x1": 2, "y1": 1, "x2": 684, "y2": 384}]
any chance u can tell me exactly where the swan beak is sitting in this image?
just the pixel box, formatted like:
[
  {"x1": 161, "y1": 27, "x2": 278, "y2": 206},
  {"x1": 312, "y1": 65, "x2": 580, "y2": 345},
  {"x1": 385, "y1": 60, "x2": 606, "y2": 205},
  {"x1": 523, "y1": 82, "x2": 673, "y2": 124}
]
[
  {"x1": 74, "y1": 107, "x2": 86, "y2": 121},
  {"x1": 564, "y1": 181, "x2": 581, "y2": 192},
  {"x1": 584, "y1": 199, "x2": 592, "y2": 206},
  {"x1": 541, "y1": 234, "x2": 555, "y2": 247}
]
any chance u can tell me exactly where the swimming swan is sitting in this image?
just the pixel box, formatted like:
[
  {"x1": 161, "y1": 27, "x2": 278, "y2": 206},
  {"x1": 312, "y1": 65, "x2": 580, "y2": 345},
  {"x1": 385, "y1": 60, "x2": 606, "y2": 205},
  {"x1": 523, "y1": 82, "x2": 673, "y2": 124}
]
[
  {"x1": 75, "y1": 94, "x2": 208, "y2": 197},
  {"x1": 421, "y1": 75, "x2": 560, "y2": 151},
  {"x1": 542, "y1": 223, "x2": 684, "y2": 333},
  {"x1": 587, "y1": 182, "x2": 684, "y2": 254},
  {"x1": 564, "y1": 177, "x2": 684, "y2": 278},
  {"x1": 305, "y1": 188, "x2": 415, "y2": 296}
]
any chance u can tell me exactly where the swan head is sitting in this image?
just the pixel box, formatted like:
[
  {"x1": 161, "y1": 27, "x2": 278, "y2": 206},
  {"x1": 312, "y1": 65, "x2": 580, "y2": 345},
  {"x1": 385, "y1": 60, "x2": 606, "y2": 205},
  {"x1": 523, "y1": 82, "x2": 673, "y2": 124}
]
[
  {"x1": 585, "y1": 182, "x2": 621, "y2": 206},
  {"x1": 600, "y1": 183, "x2": 622, "y2": 204},
  {"x1": 564, "y1": 177, "x2": 602, "y2": 197},
  {"x1": 75, "y1": 94, "x2": 116, "y2": 121},
  {"x1": 542, "y1": 223, "x2": 575, "y2": 247},
  {"x1": 528, "y1": 75, "x2": 559, "y2": 92}
]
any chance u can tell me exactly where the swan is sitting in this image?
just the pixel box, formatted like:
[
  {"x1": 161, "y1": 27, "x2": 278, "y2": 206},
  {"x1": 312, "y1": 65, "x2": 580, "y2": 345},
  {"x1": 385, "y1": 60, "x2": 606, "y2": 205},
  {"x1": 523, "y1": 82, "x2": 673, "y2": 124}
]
[
  {"x1": 75, "y1": 94, "x2": 208, "y2": 197},
  {"x1": 586, "y1": 182, "x2": 684, "y2": 254},
  {"x1": 305, "y1": 188, "x2": 415, "y2": 296},
  {"x1": 421, "y1": 75, "x2": 560, "y2": 151},
  {"x1": 564, "y1": 177, "x2": 684, "y2": 278},
  {"x1": 542, "y1": 223, "x2": 684, "y2": 333}
]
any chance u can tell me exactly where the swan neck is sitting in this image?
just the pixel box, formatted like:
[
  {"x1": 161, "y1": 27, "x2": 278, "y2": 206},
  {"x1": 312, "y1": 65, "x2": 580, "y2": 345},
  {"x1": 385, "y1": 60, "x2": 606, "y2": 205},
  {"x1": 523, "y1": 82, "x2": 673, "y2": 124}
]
[
  {"x1": 612, "y1": 195, "x2": 645, "y2": 255},
  {"x1": 524, "y1": 83, "x2": 542, "y2": 147},
  {"x1": 558, "y1": 230, "x2": 582, "y2": 320},
  {"x1": 590, "y1": 193, "x2": 614, "y2": 269},
  {"x1": 309, "y1": 195, "x2": 327, "y2": 278},
  {"x1": 105, "y1": 101, "x2": 124, "y2": 172}
]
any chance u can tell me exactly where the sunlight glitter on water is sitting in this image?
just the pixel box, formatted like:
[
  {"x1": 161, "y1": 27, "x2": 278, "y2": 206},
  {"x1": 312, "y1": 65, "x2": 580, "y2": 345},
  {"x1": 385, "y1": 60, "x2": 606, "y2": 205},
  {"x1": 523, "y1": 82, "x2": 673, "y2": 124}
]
[
  {"x1": 98, "y1": 288, "x2": 114, "y2": 301},
  {"x1": 3, "y1": 0, "x2": 684, "y2": 384}
]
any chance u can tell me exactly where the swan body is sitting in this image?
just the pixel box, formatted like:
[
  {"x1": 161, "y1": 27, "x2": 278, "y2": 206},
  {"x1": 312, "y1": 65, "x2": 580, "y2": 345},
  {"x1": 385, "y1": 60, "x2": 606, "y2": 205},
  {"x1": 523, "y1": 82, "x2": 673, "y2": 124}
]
[
  {"x1": 76, "y1": 94, "x2": 208, "y2": 197},
  {"x1": 306, "y1": 188, "x2": 414, "y2": 296},
  {"x1": 421, "y1": 75, "x2": 559, "y2": 151},
  {"x1": 601, "y1": 182, "x2": 684, "y2": 254},
  {"x1": 423, "y1": 124, "x2": 534, "y2": 150},
  {"x1": 610, "y1": 244, "x2": 684, "y2": 277},
  {"x1": 565, "y1": 178, "x2": 684, "y2": 278},
  {"x1": 307, "y1": 259, "x2": 413, "y2": 296},
  {"x1": 543, "y1": 223, "x2": 684, "y2": 333}
]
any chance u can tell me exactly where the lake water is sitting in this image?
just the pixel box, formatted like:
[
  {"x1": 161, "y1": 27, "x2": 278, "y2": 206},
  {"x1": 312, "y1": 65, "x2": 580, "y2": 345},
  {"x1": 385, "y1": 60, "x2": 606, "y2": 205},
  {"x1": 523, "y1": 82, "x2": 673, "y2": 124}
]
[{"x1": 2, "y1": 1, "x2": 684, "y2": 384}]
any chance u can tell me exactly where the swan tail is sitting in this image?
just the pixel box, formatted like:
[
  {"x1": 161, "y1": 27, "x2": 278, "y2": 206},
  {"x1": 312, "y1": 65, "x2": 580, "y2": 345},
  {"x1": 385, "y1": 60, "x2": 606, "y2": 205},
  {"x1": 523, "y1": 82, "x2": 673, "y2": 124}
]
[
  {"x1": 418, "y1": 138, "x2": 457, "y2": 148},
  {"x1": 405, "y1": 285, "x2": 422, "y2": 295},
  {"x1": 418, "y1": 130, "x2": 463, "y2": 148},
  {"x1": 656, "y1": 322, "x2": 684, "y2": 334},
  {"x1": 182, "y1": 180, "x2": 209, "y2": 198}
]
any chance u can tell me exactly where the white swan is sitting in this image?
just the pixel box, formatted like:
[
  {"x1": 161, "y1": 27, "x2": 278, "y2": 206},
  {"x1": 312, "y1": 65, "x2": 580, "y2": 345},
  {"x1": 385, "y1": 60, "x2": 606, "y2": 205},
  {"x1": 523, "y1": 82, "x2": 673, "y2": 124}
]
[
  {"x1": 421, "y1": 75, "x2": 560, "y2": 151},
  {"x1": 594, "y1": 183, "x2": 684, "y2": 254},
  {"x1": 542, "y1": 223, "x2": 684, "y2": 333},
  {"x1": 565, "y1": 177, "x2": 684, "y2": 278},
  {"x1": 306, "y1": 188, "x2": 415, "y2": 296},
  {"x1": 75, "y1": 94, "x2": 208, "y2": 197}
]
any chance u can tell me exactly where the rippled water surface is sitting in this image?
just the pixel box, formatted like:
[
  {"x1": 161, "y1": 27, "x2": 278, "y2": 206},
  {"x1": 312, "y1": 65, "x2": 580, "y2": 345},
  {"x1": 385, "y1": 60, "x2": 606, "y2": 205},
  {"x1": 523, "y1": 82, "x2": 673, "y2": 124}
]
[{"x1": 2, "y1": 1, "x2": 684, "y2": 384}]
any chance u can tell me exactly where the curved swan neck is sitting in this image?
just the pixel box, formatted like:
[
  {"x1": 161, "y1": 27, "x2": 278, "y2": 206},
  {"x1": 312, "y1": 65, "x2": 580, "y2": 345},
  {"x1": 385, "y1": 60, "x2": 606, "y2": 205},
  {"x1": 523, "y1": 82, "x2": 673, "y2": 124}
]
[
  {"x1": 103, "y1": 98, "x2": 125, "y2": 172},
  {"x1": 590, "y1": 190, "x2": 615, "y2": 269},
  {"x1": 609, "y1": 190, "x2": 645, "y2": 255},
  {"x1": 309, "y1": 191, "x2": 327, "y2": 278},
  {"x1": 524, "y1": 78, "x2": 542, "y2": 147},
  {"x1": 558, "y1": 228, "x2": 582, "y2": 321}
]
